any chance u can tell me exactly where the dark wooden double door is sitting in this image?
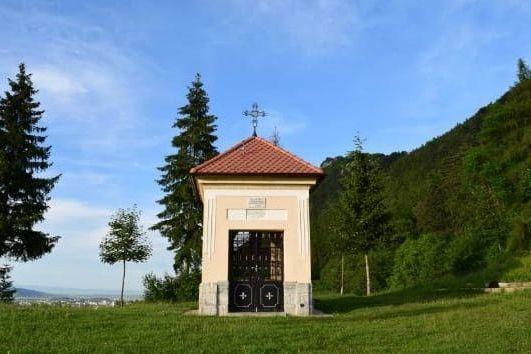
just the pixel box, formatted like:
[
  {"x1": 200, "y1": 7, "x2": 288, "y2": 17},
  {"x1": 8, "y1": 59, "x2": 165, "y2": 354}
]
[{"x1": 229, "y1": 230, "x2": 284, "y2": 312}]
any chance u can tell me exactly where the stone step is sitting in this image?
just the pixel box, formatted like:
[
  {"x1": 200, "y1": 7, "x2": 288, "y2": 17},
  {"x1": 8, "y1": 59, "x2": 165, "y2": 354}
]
[
  {"x1": 498, "y1": 282, "x2": 531, "y2": 289},
  {"x1": 484, "y1": 287, "x2": 521, "y2": 293}
]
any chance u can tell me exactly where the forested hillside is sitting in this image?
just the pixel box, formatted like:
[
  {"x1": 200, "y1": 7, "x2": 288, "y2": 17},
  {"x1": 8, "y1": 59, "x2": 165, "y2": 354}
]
[{"x1": 311, "y1": 72, "x2": 531, "y2": 293}]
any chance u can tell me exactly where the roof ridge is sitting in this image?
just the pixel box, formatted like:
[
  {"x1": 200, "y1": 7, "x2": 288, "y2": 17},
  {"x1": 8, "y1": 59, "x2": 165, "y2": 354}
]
[
  {"x1": 189, "y1": 136, "x2": 254, "y2": 174},
  {"x1": 254, "y1": 136, "x2": 323, "y2": 174}
]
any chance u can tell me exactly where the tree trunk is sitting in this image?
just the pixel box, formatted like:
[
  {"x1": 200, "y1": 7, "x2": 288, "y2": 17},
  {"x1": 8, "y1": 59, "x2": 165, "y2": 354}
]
[
  {"x1": 340, "y1": 254, "x2": 344, "y2": 295},
  {"x1": 120, "y1": 260, "x2": 126, "y2": 307},
  {"x1": 365, "y1": 253, "x2": 371, "y2": 296}
]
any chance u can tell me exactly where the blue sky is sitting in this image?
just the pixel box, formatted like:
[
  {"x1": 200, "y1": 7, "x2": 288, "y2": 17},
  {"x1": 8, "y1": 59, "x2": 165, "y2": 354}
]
[{"x1": 1, "y1": 0, "x2": 530, "y2": 292}]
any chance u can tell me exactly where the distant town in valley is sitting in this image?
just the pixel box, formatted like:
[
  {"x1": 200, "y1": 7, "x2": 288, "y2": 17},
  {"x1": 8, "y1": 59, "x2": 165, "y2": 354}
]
[{"x1": 13, "y1": 287, "x2": 142, "y2": 306}]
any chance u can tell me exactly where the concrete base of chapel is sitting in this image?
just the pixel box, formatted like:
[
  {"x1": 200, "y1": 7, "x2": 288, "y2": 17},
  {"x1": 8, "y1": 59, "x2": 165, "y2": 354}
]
[{"x1": 197, "y1": 281, "x2": 313, "y2": 316}]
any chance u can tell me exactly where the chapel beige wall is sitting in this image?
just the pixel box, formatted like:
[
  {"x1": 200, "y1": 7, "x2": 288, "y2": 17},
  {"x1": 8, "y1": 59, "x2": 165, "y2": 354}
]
[{"x1": 197, "y1": 178, "x2": 315, "y2": 285}]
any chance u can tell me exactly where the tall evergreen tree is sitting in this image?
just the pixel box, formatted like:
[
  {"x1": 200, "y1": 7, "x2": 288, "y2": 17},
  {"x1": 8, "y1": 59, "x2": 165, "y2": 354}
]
[
  {"x1": 0, "y1": 264, "x2": 15, "y2": 303},
  {"x1": 0, "y1": 63, "x2": 59, "y2": 262},
  {"x1": 517, "y1": 58, "x2": 531, "y2": 82},
  {"x1": 331, "y1": 136, "x2": 390, "y2": 296},
  {"x1": 152, "y1": 74, "x2": 217, "y2": 274}
]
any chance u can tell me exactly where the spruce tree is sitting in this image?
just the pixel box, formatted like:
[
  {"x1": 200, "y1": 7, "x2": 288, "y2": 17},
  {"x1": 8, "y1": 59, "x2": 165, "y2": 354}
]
[
  {"x1": 331, "y1": 135, "x2": 390, "y2": 296},
  {"x1": 517, "y1": 58, "x2": 531, "y2": 82},
  {"x1": 0, "y1": 264, "x2": 15, "y2": 303},
  {"x1": 152, "y1": 74, "x2": 217, "y2": 274},
  {"x1": 0, "y1": 63, "x2": 59, "y2": 262}
]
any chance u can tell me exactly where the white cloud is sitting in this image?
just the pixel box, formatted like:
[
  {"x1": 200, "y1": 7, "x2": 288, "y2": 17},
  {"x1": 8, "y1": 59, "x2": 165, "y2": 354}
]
[
  {"x1": 419, "y1": 25, "x2": 503, "y2": 82},
  {"x1": 33, "y1": 68, "x2": 87, "y2": 97},
  {"x1": 382, "y1": 122, "x2": 453, "y2": 141},
  {"x1": 220, "y1": 0, "x2": 362, "y2": 54},
  {"x1": 40, "y1": 199, "x2": 163, "y2": 248},
  {"x1": 7, "y1": 198, "x2": 172, "y2": 291},
  {"x1": 38, "y1": 198, "x2": 110, "y2": 249},
  {"x1": 44, "y1": 198, "x2": 110, "y2": 224},
  {"x1": 0, "y1": 3, "x2": 160, "y2": 159},
  {"x1": 404, "y1": 23, "x2": 504, "y2": 119},
  {"x1": 261, "y1": 108, "x2": 306, "y2": 137},
  {"x1": 0, "y1": 3, "x2": 175, "y2": 290},
  {"x1": 62, "y1": 171, "x2": 116, "y2": 187}
]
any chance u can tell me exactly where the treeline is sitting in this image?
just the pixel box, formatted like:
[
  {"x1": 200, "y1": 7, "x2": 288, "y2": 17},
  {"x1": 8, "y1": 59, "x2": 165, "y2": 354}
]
[
  {"x1": 311, "y1": 59, "x2": 531, "y2": 294},
  {"x1": 2, "y1": 59, "x2": 527, "y2": 303}
]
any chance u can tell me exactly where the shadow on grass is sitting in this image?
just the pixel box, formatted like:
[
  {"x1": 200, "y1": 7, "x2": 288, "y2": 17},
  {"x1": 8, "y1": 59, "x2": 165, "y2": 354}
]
[{"x1": 314, "y1": 287, "x2": 486, "y2": 314}]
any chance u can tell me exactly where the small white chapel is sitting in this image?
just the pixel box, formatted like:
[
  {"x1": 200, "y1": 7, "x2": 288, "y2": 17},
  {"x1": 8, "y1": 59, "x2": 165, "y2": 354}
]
[{"x1": 190, "y1": 108, "x2": 324, "y2": 315}]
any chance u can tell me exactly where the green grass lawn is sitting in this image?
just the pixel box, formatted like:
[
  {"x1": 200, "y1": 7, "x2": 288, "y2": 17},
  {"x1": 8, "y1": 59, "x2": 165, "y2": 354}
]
[{"x1": 1, "y1": 289, "x2": 530, "y2": 353}]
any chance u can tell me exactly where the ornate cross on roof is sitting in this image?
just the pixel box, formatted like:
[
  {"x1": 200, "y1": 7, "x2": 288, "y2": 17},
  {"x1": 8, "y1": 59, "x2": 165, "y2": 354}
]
[{"x1": 243, "y1": 103, "x2": 267, "y2": 137}]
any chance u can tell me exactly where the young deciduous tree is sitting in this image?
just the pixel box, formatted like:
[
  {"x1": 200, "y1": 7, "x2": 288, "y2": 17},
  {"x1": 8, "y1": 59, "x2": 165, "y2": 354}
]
[
  {"x1": 0, "y1": 264, "x2": 15, "y2": 303},
  {"x1": 517, "y1": 58, "x2": 531, "y2": 82},
  {"x1": 100, "y1": 207, "x2": 152, "y2": 306},
  {"x1": 0, "y1": 63, "x2": 60, "y2": 262},
  {"x1": 331, "y1": 136, "x2": 390, "y2": 296},
  {"x1": 151, "y1": 74, "x2": 217, "y2": 275},
  {"x1": 323, "y1": 202, "x2": 346, "y2": 295}
]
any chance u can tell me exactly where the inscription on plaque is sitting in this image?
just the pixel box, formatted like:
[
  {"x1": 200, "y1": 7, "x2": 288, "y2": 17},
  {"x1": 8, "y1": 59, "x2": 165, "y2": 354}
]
[
  {"x1": 227, "y1": 209, "x2": 287, "y2": 221},
  {"x1": 248, "y1": 197, "x2": 266, "y2": 209},
  {"x1": 247, "y1": 209, "x2": 267, "y2": 220}
]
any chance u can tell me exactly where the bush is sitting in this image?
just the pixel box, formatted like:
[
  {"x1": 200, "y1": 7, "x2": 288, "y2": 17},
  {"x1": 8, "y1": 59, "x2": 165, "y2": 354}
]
[
  {"x1": 450, "y1": 232, "x2": 488, "y2": 273},
  {"x1": 143, "y1": 271, "x2": 200, "y2": 302},
  {"x1": 507, "y1": 206, "x2": 531, "y2": 252},
  {"x1": 450, "y1": 226, "x2": 511, "y2": 274},
  {"x1": 499, "y1": 252, "x2": 531, "y2": 281},
  {"x1": 390, "y1": 233, "x2": 453, "y2": 288}
]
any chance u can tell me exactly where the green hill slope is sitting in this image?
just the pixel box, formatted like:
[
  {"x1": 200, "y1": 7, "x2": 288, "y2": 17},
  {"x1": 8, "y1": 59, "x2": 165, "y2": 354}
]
[{"x1": 311, "y1": 77, "x2": 531, "y2": 291}]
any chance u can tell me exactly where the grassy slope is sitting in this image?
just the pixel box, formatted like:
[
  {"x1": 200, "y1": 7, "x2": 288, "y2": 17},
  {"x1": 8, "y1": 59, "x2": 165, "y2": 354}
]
[
  {"x1": 456, "y1": 253, "x2": 531, "y2": 286},
  {"x1": 503, "y1": 254, "x2": 531, "y2": 281},
  {"x1": 2, "y1": 290, "x2": 530, "y2": 353}
]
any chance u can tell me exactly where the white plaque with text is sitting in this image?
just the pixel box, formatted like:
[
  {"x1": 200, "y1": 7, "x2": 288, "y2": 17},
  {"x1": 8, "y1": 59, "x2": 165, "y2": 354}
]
[
  {"x1": 227, "y1": 209, "x2": 287, "y2": 221},
  {"x1": 247, "y1": 209, "x2": 267, "y2": 220},
  {"x1": 248, "y1": 197, "x2": 266, "y2": 209}
]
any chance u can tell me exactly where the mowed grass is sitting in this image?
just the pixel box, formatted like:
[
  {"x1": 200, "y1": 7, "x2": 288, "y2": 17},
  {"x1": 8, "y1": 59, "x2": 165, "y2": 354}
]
[{"x1": 1, "y1": 289, "x2": 530, "y2": 353}]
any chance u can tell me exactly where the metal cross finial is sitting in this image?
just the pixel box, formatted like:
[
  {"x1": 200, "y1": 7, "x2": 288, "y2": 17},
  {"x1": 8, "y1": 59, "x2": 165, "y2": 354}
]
[{"x1": 243, "y1": 103, "x2": 267, "y2": 137}]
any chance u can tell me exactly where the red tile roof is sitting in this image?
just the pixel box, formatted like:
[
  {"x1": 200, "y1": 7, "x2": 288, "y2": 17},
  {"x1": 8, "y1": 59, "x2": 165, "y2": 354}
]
[{"x1": 190, "y1": 136, "x2": 324, "y2": 177}]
